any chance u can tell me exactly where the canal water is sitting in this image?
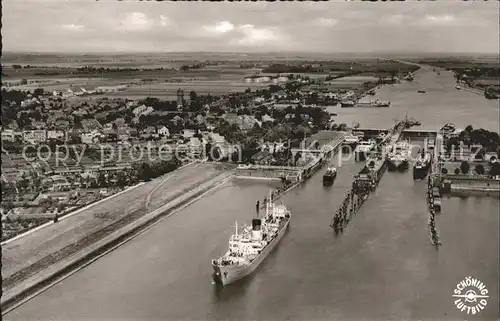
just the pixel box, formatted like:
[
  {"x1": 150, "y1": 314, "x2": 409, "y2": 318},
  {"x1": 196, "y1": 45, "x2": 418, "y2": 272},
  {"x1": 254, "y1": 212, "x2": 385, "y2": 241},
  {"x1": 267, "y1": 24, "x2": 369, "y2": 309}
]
[
  {"x1": 6, "y1": 66, "x2": 499, "y2": 321},
  {"x1": 330, "y1": 65, "x2": 499, "y2": 132}
]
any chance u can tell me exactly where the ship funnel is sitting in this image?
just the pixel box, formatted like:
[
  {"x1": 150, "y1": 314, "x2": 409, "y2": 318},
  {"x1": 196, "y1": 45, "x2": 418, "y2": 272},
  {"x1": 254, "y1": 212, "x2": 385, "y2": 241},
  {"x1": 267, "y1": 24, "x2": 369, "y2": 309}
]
[
  {"x1": 252, "y1": 218, "x2": 262, "y2": 231},
  {"x1": 251, "y1": 218, "x2": 262, "y2": 240}
]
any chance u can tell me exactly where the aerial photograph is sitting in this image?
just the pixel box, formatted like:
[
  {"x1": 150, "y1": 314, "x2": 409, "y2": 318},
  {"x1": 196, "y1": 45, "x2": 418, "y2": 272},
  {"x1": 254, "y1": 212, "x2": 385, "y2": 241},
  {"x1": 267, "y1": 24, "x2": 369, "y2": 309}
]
[{"x1": 1, "y1": 0, "x2": 499, "y2": 320}]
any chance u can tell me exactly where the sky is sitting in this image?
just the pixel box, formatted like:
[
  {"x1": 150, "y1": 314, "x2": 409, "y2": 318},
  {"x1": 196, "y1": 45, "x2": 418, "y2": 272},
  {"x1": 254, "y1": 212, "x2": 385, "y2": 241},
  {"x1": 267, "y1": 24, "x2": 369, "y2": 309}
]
[{"x1": 2, "y1": 0, "x2": 499, "y2": 54}]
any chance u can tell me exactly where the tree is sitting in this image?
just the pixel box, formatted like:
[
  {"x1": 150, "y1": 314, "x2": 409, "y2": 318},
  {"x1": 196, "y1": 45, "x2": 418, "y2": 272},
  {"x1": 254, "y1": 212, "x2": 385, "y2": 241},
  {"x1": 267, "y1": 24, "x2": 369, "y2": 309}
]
[
  {"x1": 189, "y1": 90, "x2": 197, "y2": 101},
  {"x1": 460, "y1": 161, "x2": 470, "y2": 174},
  {"x1": 475, "y1": 164, "x2": 485, "y2": 175},
  {"x1": 33, "y1": 88, "x2": 44, "y2": 97},
  {"x1": 441, "y1": 168, "x2": 448, "y2": 175},
  {"x1": 138, "y1": 163, "x2": 153, "y2": 181},
  {"x1": 489, "y1": 162, "x2": 500, "y2": 177},
  {"x1": 454, "y1": 168, "x2": 460, "y2": 175}
]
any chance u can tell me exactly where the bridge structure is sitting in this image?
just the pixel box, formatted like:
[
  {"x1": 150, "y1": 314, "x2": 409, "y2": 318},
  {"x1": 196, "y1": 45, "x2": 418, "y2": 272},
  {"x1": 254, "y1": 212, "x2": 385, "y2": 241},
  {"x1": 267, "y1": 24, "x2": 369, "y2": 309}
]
[{"x1": 357, "y1": 127, "x2": 438, "y2": 139}]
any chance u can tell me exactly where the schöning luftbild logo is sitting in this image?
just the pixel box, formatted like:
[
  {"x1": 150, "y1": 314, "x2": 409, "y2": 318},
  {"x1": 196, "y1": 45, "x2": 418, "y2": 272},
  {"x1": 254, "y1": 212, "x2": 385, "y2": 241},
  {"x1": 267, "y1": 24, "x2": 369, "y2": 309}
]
[{"x1": 452, "y1": 276, "x2": 489, "y2": 315}]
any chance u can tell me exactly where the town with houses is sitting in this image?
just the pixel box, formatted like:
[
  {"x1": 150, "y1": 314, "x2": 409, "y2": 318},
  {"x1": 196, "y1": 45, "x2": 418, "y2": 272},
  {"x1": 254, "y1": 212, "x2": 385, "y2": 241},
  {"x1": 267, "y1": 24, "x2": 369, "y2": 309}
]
[{"x1": 1, "y1": 71, "x2": 368, "y2": 241}]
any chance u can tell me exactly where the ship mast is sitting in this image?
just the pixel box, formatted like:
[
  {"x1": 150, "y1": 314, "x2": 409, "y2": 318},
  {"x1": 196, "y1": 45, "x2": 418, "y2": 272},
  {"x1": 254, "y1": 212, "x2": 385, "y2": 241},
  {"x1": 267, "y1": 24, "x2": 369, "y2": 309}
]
[{"x1": 235, "y1": 221, "x2": 238, "y2": 236}]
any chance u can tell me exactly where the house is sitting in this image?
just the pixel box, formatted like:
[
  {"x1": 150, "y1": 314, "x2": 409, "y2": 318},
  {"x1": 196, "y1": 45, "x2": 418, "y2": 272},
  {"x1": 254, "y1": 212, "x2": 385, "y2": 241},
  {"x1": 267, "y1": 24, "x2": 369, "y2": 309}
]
[
  {"x1": 182, "y1": 129, "x2": 195, "y2": 139},
  {"x1": 195, "y1": 114, "x2": 205, "y2": 125},
  {"x1": 55, "y1": 119, "x2": 71, "y2": 130},
  {"x1": 254, "y1": 97, "x2": 265, "y2": 104},
  {"x1": 23, "y1": 130, "x2": 47, "y2": 144},
  {"x1": 47, "y1": 130, "x2": 66, "y2": 141},
  {"x1": 222, "y1": 113, "x2": 239, "y2": 125},
  {"x1": 244, "y1": 75, "x2": 272, "y2": 83},
  {"x1": 114, "y1": 118, "x2": 126, "y2": 127},
  {"x1": 81, "y1": 130, "x2": 104, "y2": 144},
  {"x1": 96, "y1": 85, "x2": 127, "y2": 93},
  {"x1": 143, "y1": 126, "x2": 157, "y2": 135},
  {"x1": 81, "y1": 118, "x2": 103, "y2": 132},
  {"x1": 103, "y1": 123, "x2": 114, "y2": 131},
  {"x1": 32, "y1": 121, "x2": 47, "y2": 130},
  {"x1": 158, "y1": 126, "x2": 170, "y2": 137},
  {"x1": 210, "y1": 133, "x2": 225, "y2": 144},
  {"x1": 132, "y1": 105, "x2": 154, "y2": 117},
  {"x1": 1, "y1": 130, "x2": 16, "y2": 142}
]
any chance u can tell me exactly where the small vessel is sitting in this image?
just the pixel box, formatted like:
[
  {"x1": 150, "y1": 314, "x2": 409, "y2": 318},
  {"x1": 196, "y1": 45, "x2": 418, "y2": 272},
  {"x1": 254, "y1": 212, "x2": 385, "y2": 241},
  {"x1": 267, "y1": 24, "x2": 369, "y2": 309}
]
[
  {"x1": 354, "y1": 139, "x2": 377, "y2": 162},
  {"x1": 387, "y1": 140, "x2": 412, "y2": 171},
  {"x1": 417, "y1": 90, "x2": 426, "y2": 94},
  {"x1": 323, "y1": 166, "x2": 337, "y2": 186},
  {"x1": 212, "y1": 192, "x2": 291, "y2": 286},
  {"x1": 340, "y1": 100, "x2": 355, "y2": 108},
  {"x1": 371, "y1": 99, "x2": 390, "y2": 107},
  {"x1": 413, "y1": 151, "x2": 432, "y2": 180},
  {"x1": 455, "y1": 85, "x2": 461, "y2": 90},
  {"x1": 367, "y1": 90, "x2": 375, "y2": 96}
]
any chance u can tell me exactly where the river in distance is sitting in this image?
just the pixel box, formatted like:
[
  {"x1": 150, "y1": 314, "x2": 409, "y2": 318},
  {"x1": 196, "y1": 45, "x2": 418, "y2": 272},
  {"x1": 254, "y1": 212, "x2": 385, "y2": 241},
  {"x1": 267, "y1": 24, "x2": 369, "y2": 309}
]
[{"x1": 5, "y1": 65, "x2": 499, "y2": 321}]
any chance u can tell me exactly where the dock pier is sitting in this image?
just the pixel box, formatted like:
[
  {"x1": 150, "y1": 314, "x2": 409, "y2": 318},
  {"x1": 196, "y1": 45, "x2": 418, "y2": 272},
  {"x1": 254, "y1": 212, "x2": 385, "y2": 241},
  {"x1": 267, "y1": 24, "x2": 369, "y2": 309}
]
[
  {"x1": 330, "y1": 119, "x2": 408, "y2": 231},
  {"x1": 253, "y1": 135, "x2": 346, "y2": 210}
]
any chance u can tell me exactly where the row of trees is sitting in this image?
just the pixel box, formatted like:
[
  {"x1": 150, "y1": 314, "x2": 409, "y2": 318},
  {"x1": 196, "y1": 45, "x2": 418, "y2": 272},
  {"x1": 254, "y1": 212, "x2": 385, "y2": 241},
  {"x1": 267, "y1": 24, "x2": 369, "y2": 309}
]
[
  {"x1": 441, "y1": 159, "x2": 500, "y2": 177},
  {"x1": 451, "y1": 125, "x2": 500, "y2": 152}
]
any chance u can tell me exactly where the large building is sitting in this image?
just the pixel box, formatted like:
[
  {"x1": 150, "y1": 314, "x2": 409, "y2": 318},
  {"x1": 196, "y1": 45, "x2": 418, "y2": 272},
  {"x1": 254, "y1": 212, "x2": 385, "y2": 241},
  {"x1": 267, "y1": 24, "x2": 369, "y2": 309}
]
[{"x1": 177, "y1": 88, "x2": 184, "y2": 108}]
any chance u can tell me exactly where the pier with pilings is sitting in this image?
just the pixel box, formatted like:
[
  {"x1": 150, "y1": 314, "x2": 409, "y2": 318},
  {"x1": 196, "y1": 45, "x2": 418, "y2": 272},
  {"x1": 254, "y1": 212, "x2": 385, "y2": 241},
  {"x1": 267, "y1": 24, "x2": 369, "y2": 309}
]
[{"x1": 330, "y1": 118, "x2": 409, "y2": 231}]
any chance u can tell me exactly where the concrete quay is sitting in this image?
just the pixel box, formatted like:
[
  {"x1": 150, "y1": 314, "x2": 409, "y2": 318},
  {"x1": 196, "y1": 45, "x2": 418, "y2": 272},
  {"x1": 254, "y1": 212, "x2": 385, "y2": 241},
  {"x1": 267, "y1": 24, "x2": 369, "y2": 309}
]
[
  {"x1": 235, "y1": 134, "x2": 345, "y2": 183},
  {"x1": 357, "y1": 127, "x2": 438, "y2": 139},
  {"x1": 1, "y1": 162, "x2": 233, "y2": 312}
]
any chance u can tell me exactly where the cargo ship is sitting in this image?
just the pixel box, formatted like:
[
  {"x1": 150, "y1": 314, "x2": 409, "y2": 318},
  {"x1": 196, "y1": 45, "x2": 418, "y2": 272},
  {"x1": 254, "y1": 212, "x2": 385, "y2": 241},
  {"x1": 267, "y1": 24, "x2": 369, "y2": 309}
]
[
  {"x1": 323, "y1": 166, "x2": 337, "y2": 186},
  {"x1": 413, "y1": 151, "x2": 431, "y2": 180},
  {"x1": 212, "y1": 192, "x2": 291, "y2": 286},
  {"x1": 387, "y1": 140, "x2": 412, "y2": 171},
  {"x1": 340, "y1": 100, "x2": 355, "y2": 108},
  {"x1": 371, "y1": 99, "x2": 390, "y2": 107}
]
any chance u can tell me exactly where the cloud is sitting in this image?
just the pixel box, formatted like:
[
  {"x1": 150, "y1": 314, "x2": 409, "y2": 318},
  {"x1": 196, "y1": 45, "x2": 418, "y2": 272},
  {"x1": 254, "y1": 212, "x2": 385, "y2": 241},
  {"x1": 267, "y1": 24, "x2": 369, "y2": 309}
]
[
  {"x1": 159, "y1": 15, "x2": 170, "y2": 27},
  {"x1": 317, "y1": 18, "x2": 337, "y2": 27},
  {"x1": 424, "y1": 14, "x2": 456, "y2": 25},
  {"x1": 62, "y1": 24, "x2": 84, "y2": 31},
  {"x1": 235, "y1": 24, "x2": 277, "y2": 46},
  {"x1": 120, "y1": 12, "x2": 153, "y2": 31},
  {"x1": 204, "y1": 21, "x2": 234, "y2": 33}
]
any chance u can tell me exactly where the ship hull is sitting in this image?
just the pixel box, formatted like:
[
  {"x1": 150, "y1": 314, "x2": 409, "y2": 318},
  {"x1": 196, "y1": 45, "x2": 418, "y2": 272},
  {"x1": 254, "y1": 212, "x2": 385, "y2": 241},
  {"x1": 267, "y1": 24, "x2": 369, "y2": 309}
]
[
  {"x1": 413, "y1": 163, "x2": 430, "y2": 180},
  {"x1": 387, "y1": 159, "x2": 409, "y2": 171},
  {"x1": 212, "y1": 219, "x2": 290, "y2": 286},
  {"x1": 323, "y1": 174, "x2": 336, "y2": 186},
  {"x1": 354, "y1": 151, "x2": 370, "y2": 162}
]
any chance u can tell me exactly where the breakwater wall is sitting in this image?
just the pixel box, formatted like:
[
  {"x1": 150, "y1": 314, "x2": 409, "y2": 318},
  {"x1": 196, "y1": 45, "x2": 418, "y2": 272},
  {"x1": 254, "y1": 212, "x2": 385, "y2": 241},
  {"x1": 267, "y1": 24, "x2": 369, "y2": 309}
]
[
  {"x1": 330, "y1": 119, "x2": 408, "y2": 230},
  {"x1": 441, "y1": 175, "x2": 500, "y2": 196}
]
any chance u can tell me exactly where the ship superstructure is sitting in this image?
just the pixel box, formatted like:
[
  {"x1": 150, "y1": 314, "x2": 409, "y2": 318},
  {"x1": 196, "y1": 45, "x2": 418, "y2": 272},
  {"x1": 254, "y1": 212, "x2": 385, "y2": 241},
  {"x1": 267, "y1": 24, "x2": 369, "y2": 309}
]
[
  {"x1": 354, "y1": 139, "x2": 377, "y2": 161},
  {"x1": 387, "y1": 140, "x2": 412, "y2": 171}
]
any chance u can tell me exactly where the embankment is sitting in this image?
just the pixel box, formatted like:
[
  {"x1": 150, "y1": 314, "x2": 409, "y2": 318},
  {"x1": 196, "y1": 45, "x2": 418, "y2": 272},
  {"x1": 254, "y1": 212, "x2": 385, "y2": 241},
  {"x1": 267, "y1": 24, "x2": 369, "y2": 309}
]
[{"x1": 1, "y1": 170, "x2": 233, "y2": 313}]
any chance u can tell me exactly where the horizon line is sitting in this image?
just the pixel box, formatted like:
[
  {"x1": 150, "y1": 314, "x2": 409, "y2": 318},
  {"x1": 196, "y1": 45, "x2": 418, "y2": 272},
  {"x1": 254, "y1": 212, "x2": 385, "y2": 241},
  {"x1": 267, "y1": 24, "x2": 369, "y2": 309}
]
[{"x1": 2, "y1": 50, "x2": 499, "y2": 56}]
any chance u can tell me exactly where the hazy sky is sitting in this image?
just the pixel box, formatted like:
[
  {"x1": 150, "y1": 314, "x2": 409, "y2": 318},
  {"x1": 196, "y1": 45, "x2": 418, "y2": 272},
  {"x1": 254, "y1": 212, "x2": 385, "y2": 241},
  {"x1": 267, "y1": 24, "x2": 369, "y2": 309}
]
[{"x1": 3, "y1": 0, "x2": 499, "y2": 53}]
